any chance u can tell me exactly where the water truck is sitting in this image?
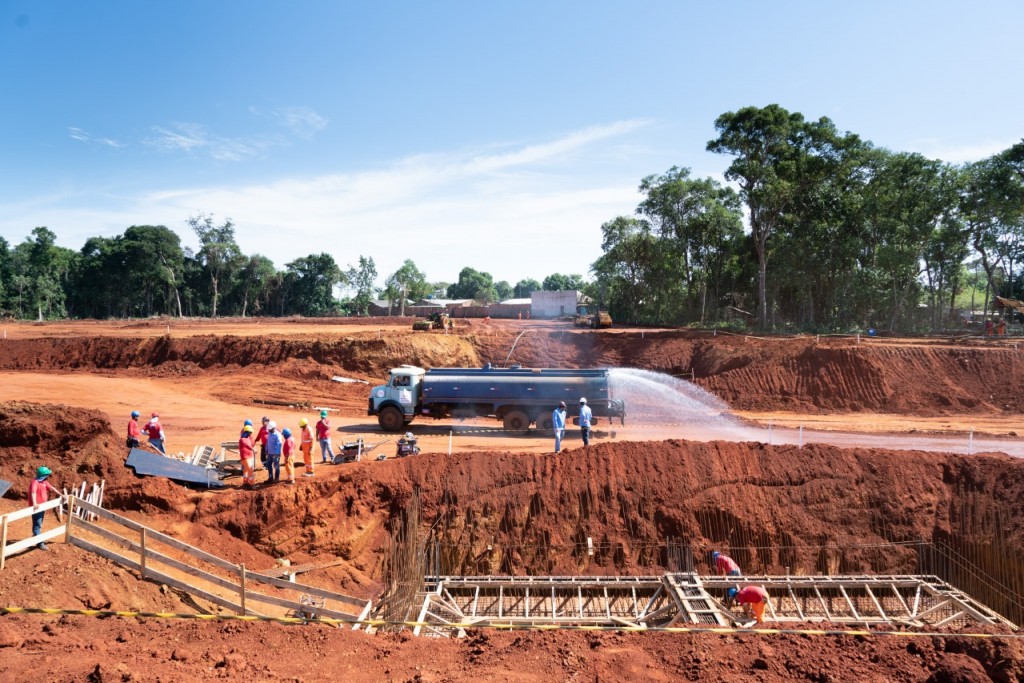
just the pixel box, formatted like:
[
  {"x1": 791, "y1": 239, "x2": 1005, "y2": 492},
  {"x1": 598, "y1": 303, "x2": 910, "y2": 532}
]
[{"x1": 368, "y1": 364, "x2": 626, "y2": 432}]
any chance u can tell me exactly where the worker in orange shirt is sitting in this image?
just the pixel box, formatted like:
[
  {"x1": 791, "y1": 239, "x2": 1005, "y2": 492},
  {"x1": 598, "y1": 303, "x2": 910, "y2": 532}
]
[
  {"x1": 127, "y1": 410, "x2": 142, "y2": 449},
  {"x1": 727, "y1": 585, "x2": 771, "y2": 624},
  {"x1": 281, "y1": 428, "x2": 297, "y2": 484},
  {"x1": 238, "y1": 424, "x2": 256, "y2": 488},
  {"x1": 298, "y1": 418, "x2": 315, "y2": 476}
]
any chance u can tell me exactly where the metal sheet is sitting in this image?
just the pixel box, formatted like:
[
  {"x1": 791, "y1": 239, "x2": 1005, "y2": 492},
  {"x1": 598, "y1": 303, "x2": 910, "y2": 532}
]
[
  {"x1": 0, "y1": 479, "x2": 13, "y2": 498},
  {"x1": 125, "y1": 449, "x2": 226, "y2": 488}
]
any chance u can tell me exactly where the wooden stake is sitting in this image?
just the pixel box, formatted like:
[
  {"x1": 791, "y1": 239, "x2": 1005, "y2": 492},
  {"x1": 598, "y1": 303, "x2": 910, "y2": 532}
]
[
  {"x1": 64, "y1": 496, "x2": 75, "y2": 543},
  {"x1": 239, "y1": 564, "x2": 247, "y2": 615},
  {"x1": 0, "y1": 515, "x2": 8, "y2": 570},
  {"x1": 140, "y1": 528, "x2": 147, "y2": 579}
]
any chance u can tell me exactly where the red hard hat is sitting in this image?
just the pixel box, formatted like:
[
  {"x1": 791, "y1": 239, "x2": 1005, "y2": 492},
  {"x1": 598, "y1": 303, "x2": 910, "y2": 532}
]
[{"x1": 151, "y1": 411, "x2": 159, "y2": 418}]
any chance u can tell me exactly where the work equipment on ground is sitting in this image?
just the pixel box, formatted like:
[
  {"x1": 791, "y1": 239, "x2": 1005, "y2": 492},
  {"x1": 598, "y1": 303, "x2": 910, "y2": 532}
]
[
  {"x1": 574, "y1": 303, "x2": 612, "y2": 329},
  {"x1": 395, "y1": 434, "x2": 420, "y2": 457},
  {"x1": 412, "y1": 311, "x2": 453, "y2": 331},
  {"x1": 367, "y1": 364, "x2": 626, "y2": 432}
]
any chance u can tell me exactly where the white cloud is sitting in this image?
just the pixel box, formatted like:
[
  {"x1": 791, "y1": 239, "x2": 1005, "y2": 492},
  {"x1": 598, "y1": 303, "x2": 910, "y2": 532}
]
[
  {"x1": 143, "y1": 123, "x2": 271, "y2": 161},
  {"x1": 68, "y1": 126, "x2": 125, "y2": 148},
  {"x1": 270, "y1": 106, "x2": 328, "y2": 138},
  {"x1": 10, "y1": 122, "x2": 651, "y2": 283}
]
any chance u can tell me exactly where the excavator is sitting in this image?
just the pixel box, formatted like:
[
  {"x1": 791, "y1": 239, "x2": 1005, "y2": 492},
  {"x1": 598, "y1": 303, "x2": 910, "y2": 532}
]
[{"x1": 574, "y1": 303, "x2": 612, "y2": 329}]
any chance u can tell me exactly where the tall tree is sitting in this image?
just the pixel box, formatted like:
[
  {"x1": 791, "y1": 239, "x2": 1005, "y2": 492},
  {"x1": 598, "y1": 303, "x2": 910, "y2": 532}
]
[
  {"x1": 187, "y1": 213, "x2": 241, "y2": 318},
  {"x1": 542, "y1": 273, "x2": 585, "y2": 291},
  {"x1": 285, "y1": 253, "x2": 343, "y2": 316},
  {"x1": 121, "y1": 225, "x2": 186, "y2": 317},
  {"x1": 495, "y1": 280, "x2": 513, "y2": 301},
  {"x1": 346, "y1": 255, "x2": 378, "y2": 316},
  {"x1": 235, "y1": 255, "x2": 278, "y2": 317},
  {"x1": 447, "y1": 267, "x2": 497, "y2": 303},
  {"x1": 384, "y1": 259, "x2": 429, "y2": 315},
  {"x1": 513, "y1": 278, "x2": 541, "y2": 298}
]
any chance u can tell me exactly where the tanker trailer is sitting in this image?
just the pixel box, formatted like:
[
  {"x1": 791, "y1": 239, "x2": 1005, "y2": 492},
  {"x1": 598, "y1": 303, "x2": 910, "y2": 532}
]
[{"x1": 368, "y1": 364, "x2": 626, "y2": 432}]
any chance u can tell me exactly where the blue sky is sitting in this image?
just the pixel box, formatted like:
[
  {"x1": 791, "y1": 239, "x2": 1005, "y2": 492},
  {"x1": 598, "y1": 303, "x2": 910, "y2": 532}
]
[{"x1": 1, "y1": 1, "x2": 1022, "y2": 287}]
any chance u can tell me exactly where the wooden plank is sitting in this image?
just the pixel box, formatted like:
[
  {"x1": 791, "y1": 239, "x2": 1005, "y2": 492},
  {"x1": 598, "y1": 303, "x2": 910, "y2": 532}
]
[
  {"x1": 3, "y1": 526, "x2": 66, "y2": 556},
  {"x1": 0, "y1": 515, "x2": 7, "y2": 570},
  {"x1": 68, "y1": 537, "x2": 246, "y2": 615},
  {"x1": 4, "y1": 498, "x2": 63, "y2": 523}
]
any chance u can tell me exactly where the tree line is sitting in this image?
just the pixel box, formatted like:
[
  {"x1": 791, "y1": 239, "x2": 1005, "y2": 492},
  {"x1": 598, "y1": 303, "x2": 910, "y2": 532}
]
[
  {"x1": 2, "y1": 104, "x2": 1021, "y2": 330},
  {"x1": 593, "y1": 105, "x2": 1024, "y2": 331},
  {"x1": 0, "y1": 214, "x2": 586, "y2": 320}
]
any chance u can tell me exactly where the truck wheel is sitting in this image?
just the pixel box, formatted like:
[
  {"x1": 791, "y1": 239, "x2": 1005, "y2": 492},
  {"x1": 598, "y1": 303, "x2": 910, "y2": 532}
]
[
  {"x1": 378, "y1": 406, "x2": 406, "y2": 432},
  {"x1": 503, "y1": 410, "x2": 530, "y2": 432}
]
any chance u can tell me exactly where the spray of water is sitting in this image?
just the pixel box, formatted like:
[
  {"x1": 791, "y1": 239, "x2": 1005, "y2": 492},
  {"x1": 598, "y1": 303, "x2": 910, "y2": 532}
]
[{"x1": 609, "y1": 368, "x2": 761, "y2": 442}]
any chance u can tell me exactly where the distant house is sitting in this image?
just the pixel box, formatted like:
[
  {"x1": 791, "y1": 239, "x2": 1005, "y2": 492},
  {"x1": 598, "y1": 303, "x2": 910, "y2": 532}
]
[
  {"x1": 531, "y1": 290, "x2": 581, "y2": 318},
  {"x1": 412, "y1": 298, "x2": 473, "y2": 308},
  {"x1": 499, "y1": 298, "x2": 532, "y2": 306},
  {"x1": 367, "y1": 299, "x2": 414, "y2": 316}
]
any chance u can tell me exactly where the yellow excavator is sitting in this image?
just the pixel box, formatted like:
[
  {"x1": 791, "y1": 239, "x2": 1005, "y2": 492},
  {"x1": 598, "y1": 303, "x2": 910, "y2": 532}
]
[{"x1": 574, "y1": 303, "x2": 612, "y2": 329}]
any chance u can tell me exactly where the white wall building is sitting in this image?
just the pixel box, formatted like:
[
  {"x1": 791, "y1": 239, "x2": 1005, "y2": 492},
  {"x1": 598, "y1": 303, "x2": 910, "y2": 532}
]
[{"x1": 531, "y1": 290, "x2": 580, "y2": 318}]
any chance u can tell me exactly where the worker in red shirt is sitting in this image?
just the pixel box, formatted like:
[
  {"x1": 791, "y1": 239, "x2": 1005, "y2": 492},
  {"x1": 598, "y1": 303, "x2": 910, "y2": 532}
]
[
  {"x1": 29, "y1": 466, "x2": 61, "y2": 550},
  {"x1": 727, "y1": 585, "x2": 771, "y2": 624},
  {"x1": 127, "y1": 410, "x2": 142, "y2": 449},
  {"x1": 282, "y1": 428, "x2": 297, "y2": 484},
  {"x1": 253, "y1": 416, "x2": 270, "y2": 470},
  {"x1": 315, "y1": 410, "x2": 334, "y2": 464},
  {"x1": 298, "y1": 418, "x2": 315, "y2": 476},
  {"x1": 238, "y1": 424, "x2": 256, "y2": 488},
  {"x1": 142, "y1": 412, "x2": 166, "y2": 454},
  {"x1": 712, "y1": 551, "x2": 742, "y2": 577}
]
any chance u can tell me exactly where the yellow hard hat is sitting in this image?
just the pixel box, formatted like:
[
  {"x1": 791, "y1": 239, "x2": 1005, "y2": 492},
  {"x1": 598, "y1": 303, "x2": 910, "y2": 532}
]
[
  {"x1": 243, "y1": 425, "x2": 253, "y2": 433},
  {"x1": 299, "y1": 418, "x2": 308, "y2": 427}
]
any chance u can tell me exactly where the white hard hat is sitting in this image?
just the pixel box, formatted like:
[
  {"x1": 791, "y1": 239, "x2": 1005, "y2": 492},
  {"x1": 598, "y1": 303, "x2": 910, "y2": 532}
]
[
  {"x1": 579, "y1": 397, "x2": 587, "y2": 404},
  {"x1": 404, "y1": 432, "x2": 413, "y2": 440},
  {"x1": 268, "y1": 421, "x2": 277, "y2": 430}
]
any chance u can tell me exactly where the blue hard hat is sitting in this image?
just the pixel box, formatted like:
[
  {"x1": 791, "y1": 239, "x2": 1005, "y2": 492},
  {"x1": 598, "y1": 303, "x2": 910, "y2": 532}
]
[
  {"x1": 727, "y1": 587, "x2": 738, "y2": 600},
  {"x1": 131, "y1": 410, "x2": 140, "y2": 418},
  {"x1": 282, "y1": 428, "x2": 292, "y2": 437},
  {"x1": 712, "y1": 551, "x2": 721, "y2": 560},
  {"x1": 244, "y1": 419, "x2": 253, "y2": 426}
]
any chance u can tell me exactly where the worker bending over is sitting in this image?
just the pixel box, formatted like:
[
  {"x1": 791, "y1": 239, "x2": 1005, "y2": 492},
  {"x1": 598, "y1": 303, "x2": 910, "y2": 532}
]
[
  {"x1": 712, "y1": 551, "x2": 742, "y2": 576},
  {"x1": 728, "y1": 585, "x2": 771, "y2": 624}
]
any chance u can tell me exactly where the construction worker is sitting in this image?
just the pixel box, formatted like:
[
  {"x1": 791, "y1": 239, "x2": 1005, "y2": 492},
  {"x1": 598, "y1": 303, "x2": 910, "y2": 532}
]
[
  {"x1": 299, "y1": 418, "x2": 315, "y2": 476},
  {"x1": 578, "y1": 397, "x2": 592, "y2": 447},
  {"x1": 127, "y1": 410, "x2": 142, "y2": 449},
  {"x1": 315, "y1": 410, "x2": 334, "y2": 464},
  {"x1": 552, "y1": 401, "x2": 567, "y2": 453},
  {"x1": 142, "y1": 412, "x2": 166, "y2": 454},
  {"x1": 997, "y1": 318, "x2": 1007, "y2": 336},
  {"x1": 727, "y1": 585, "x2": 771, "y2": 625},
  {"x1": 282, "y1": 428, "x2": 297, "y2": 484},
  {"x1": 253, "y1": 416, "x2": 270, "y2": 470},
  {"x1": 712, "y1": 551, "x2": 742, "y2": 577},
  {"x1": 265, "y1": 421, "x2": 283, "y2": 484},
  {"x1": 29, "y1": 466, "x2": 60, "y2": 550},
  {"x1": 238, "y1": 424, "x2": 256, "y2": 488},
  {"x1": 240, "y1": 418, "x2": 253, "y2": 438}
]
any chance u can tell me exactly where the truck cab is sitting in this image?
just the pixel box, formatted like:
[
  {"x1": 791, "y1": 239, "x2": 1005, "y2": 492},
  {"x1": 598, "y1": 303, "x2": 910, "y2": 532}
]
[{"x1": 368, "y1": 365, "x2": 426, "y2": 431}]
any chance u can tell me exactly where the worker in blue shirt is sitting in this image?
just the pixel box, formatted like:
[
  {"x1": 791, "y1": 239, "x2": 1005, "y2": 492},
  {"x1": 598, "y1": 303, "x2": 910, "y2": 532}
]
[
  {"x1": 579, "y1": 397, "x2": 593, "y2": 446},
  {"x1": 265, "y1": 421, "x2": 283, "y2": 483},
  {"x1": 552, "y1": 401, "x2": 567, "y2": 453}
]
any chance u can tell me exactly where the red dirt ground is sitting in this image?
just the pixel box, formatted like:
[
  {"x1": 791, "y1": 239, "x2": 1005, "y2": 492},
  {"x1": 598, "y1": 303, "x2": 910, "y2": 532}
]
[{"x1": 1, "y1": 318, "x2": 1023, "y2": 681}]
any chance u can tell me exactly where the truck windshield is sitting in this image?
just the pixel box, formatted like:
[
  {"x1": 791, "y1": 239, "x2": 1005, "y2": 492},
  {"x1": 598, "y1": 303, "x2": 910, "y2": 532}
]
[{"x1": 393, "y1": 375, "x2": 410, "y2": 387}]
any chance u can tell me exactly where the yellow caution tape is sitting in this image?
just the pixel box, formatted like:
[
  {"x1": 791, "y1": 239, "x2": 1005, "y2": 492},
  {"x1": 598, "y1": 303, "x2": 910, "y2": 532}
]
[{"x1": 1, "y1": 606, "x2": 1019, "y2": 638}]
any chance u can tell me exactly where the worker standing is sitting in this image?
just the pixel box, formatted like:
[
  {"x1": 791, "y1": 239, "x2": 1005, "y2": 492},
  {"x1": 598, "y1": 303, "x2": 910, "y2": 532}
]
[
  {"x1": 239, "y1": 418, "x2": 253, "y2": 438},
  {"x1": 315, "y1": 410, "x2": 334, "y2": 464},
  {"x1": 282, "y1": 428, "x2": 297, "y2": 484},
  {"x1": 238, "y1": 424, "x2": 256, "y2": 488},
  {"x1": 299, "y1": 418, "x2": 315, "y2": 476},
  {"x1": 712, "y1": 551, "x2": 743, "y2": 577},
  {"x1": 126, "y1": 410, "x2": 142, "y2": 449},
  {"x1": 265, "y1": 421, "x2": 283, "y2": 484},
  {"x1": 29, "y1": 466, "x2": 61, "y2": 550},
  {"x1": 253, "y1": 416, "x2": 270, "y2": 470},
  {"x1": 578, "y1": 397, "x2": 592, "y2": 447},
  {"x1": 552, "y1": 401, "x2": 567, "y2": 453},
  {"x1": 728, "y1": 585, "x2": 771, "y2": 624},
  {"x1": 143, "y1": 412, "x2": 166, "y2": 454},
  {"x1": 997, "y1": 318, "x2": 1007, "y2": 336}
]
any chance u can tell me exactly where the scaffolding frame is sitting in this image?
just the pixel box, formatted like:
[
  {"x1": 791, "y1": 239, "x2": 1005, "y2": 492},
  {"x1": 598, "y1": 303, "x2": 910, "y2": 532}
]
[{"x1": 411, "y1": 573, "x2": 1017, "y2": 637}]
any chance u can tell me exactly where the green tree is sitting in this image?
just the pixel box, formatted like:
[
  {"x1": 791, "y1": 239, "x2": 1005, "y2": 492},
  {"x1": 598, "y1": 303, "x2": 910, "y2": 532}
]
[
  {"x1": 235, "y1": 255, "x2": 278, "y2": 317},
  {"x1": 591, "y1": 216, "x2": 666, "y2": 324},
  {"x1": 121, "y1": 225, "x2": 186, "y2": 317},
  {"x1": 513, "y1": 278, "x2": 541, "y2": 298},
  {"x1": 495, "y1": 280, "x2": 513, "y2": 301},
  {"x1": 542, "y1": 273, "x2": 585, "y2": 291},
  {"x1": 346, "y1": 255, "x2": 378, "y2": 316},
  {"x1": 384, "y1": 259, "x2": 430, "y2": 315},
  {"x1": 285, "y1": 253, "x2": 343, "y2": 316},
  {"x1": 187, "y1": 213, "x2": 242, "y2": 318},
  {"x1": 10, "y1": 227, "x2": 74, "y2": 320},
  {"x1": 447, "y1": 267, "x2": 497, "y2": 303}
]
